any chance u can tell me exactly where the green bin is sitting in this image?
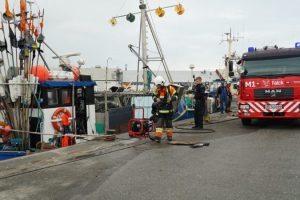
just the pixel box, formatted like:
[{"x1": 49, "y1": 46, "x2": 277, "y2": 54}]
[{"x1": 95, "y1": 123, "x2": 105, "y2": 134}]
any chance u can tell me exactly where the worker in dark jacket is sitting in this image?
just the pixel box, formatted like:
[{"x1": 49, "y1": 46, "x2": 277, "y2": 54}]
[
  {"x1": 193, "y1": 77, "x2": 206, "y2": 129},
  {"x1": 217, "y1": 81, "x2": 228, "y2": 114},
  {"x1": 152, "y1": 76, "x2": 178, "y2": 143}
]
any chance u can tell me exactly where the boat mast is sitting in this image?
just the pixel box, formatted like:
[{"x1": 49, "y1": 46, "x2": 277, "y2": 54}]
[
  {"x1": 139, "y1": 0, "x2": 149, "y2": 93},
  {"x1": 221, "y1": 28, "x2": 240, "y2": 81},
  {"x1": 112, "y1": 2, "x2": 181, "y2": 91}
]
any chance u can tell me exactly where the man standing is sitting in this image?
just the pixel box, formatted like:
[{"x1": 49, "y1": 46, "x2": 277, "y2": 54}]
[
  {"x1": 152, "y1": 76, "x2": 178, "y2": 143},
  {"x1": 226, "y1": 83, "x2": 232, "y2": 112},
  {"x1": 59, "y1": 109, "x2": 73, "y2": 147},
  {"x1": 61, "y1": 110, "x2": 71, "y2": 135},
  {"x1": 193, "y1": 77, "x2": 206, "y2": 129},
  {"x1": 217, "y1": 82, "x2": 228, "y2": 114}
]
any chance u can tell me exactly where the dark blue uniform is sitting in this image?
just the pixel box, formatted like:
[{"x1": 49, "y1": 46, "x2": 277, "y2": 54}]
[{"x1": 193, "y1": 84, "x2": 206, "y2": 128}]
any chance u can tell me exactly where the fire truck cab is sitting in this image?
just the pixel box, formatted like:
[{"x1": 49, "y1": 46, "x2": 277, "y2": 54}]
[{"x1": 238, "y1": 45, "x2": 300, "y2": 125}]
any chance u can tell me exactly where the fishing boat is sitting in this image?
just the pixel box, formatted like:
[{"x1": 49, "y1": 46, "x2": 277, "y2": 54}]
[
  {"x1": 0, "y1": 0, "x2": 98, "y2": 156},
  {"x1": 0, "y1": 151, "x2": 26, "y2": 161}
]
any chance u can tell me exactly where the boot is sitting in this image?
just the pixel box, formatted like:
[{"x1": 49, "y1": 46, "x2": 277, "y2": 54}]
[
  {"x1": 154, "y1": 136, "x2": 161, "y2": 143},
  {"x1": 149, "y1": 135, "x2": 161, "y2": 143}
]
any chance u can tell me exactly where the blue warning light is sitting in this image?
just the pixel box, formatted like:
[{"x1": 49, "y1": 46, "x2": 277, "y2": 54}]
[
  {"x1": 295, "y1": 42, "x2": 300, "y2": 49},
  {"x1": 248, "y1": 47, "x2": 255, "y2": 53}
]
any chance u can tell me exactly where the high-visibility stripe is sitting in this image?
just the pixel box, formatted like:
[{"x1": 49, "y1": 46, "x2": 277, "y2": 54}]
[
  {"x1": 287, "y1": 102, "x2": 299, "y2": 113},
  {"x1": 248, "y1": 102, "x2": 261, "y2": 113},
  {"x1": 280, "y1": 102, "x2": 293, "y2": 112},
  {"x1": 254, "y1": 102, "x2": 268, "y2": 112},
  {"x1": 159, "y1": 110, "x2": 171, "y2": 113},
  {"x1": 239, "y1": 101, "x2": 300, "y2": 114},
  {"x1": 156, "y1": 128, "x2": 163, "y2": 133}
]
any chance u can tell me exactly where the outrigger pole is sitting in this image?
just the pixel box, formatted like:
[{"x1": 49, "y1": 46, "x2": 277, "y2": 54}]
[{"x1": 128, "y1": 44, "x2": 157, "y2": 78}]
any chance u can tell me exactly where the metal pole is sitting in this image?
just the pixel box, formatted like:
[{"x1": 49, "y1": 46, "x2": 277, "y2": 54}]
[
  {"x1": 105, "y1": 57, "x2": 112, "y2": 133},
  {"x1": 136, "y1": 15, "x2": 143, "y2": 92},
  {"x1": 140, "y1": 0, "x2": 149, "y2": 93},
  {"x1": 72, "y1": 83, "x2": 76, "y2": 135},
  {"x1": 225, "y1": 29, "x2": 233, "y2": 81}
]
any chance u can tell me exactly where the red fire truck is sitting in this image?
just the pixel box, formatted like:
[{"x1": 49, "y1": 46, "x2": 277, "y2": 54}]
[{"x1": 238, "y1": 45, "x2": 300, "y2": 125}]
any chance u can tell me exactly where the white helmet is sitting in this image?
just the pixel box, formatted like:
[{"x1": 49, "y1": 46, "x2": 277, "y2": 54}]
[{"x1": 153, "y1": 76, "x2": 166, "y2": 86}]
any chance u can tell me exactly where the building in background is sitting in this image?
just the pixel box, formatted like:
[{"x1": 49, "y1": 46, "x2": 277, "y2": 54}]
[{"x1": 122, "y1": 70, "x2": 219, "y2": 90}]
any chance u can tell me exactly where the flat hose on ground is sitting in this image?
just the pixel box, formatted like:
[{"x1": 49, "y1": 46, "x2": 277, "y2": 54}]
[
  {"x1": 174, "y1": 126, "x2": 215, "y2": 134},
  {"x1": 174, "y1": 117, "x2": 238, "y2": 134}
]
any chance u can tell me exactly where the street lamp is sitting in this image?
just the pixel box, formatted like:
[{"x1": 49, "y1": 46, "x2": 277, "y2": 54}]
[{"x1": 105, "y1": 57, "x2": 112, "y2": 133}]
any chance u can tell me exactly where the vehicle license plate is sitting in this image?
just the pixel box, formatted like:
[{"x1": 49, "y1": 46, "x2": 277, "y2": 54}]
[{"x1": 264, "y1": 104, "x2": 283, "y2": 110}]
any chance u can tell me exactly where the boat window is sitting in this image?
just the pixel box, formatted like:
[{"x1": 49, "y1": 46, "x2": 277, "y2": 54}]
[
  {"x1": 47, "y1": 89, "x2": 58, "y2": 106},
  {"x1": 61, "y1": 89, "x2": 72, "y2": 105}
]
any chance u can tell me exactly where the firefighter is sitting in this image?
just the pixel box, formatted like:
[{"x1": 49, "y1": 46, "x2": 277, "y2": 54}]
[
  {"x1": 152, "y1": 76, "x2": 178, "y2": 143},
  {"x1": 192, "y1": 77, "x2": 206, "y2": 129}
]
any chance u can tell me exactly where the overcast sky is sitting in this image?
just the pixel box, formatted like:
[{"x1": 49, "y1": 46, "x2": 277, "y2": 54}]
[{"x1": 27, "y1": 0, "x2": 300, "y2": 71}]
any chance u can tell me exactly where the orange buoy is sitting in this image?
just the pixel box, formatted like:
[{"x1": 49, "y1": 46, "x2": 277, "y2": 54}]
[
  {"x1": 4, "y1": 125, "x2": 11, "y2": 134},
  {"x1": 71, "y1": 66, "x2": 80, "y2": 81},
  {"x1": 31, "y1": 66, "x2": 50, "y2": 81}
]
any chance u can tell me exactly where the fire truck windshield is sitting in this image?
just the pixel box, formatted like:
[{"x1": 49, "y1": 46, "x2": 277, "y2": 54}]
[{"x1": 242, "y1": 56, "x2": 300, "y2": 77}]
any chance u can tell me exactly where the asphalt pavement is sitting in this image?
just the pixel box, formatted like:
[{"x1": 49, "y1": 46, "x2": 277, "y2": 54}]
[{"x1": 1, "y1": 116, "x2": 300, "y2": 200}]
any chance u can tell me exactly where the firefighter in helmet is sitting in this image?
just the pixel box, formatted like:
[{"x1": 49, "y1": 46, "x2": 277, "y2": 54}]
[{"x1": 152, "y1": 76, "x2": 178, "y2": 143}]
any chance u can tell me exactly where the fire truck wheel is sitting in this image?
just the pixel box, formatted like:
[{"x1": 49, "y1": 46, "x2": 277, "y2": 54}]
[{"x1": 241, "y1": 118, "x2": 252, "y2": 126}]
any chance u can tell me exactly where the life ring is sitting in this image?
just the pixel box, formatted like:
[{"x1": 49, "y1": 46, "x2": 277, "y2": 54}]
[{"x1": 51, "y1": 108, "x2": 72, "y2": 132}]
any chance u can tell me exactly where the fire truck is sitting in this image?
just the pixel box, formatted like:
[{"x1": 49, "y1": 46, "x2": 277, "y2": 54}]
[{"x1": 238, "y1": 45, "x2": 300, "y2": 125}]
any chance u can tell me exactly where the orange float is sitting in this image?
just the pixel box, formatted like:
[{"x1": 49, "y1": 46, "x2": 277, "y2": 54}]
[
  {"x1": 71, "y1": 66, "x2": 80, "y2": 81},
  {"x1": 0, "y1": 123, "x2": 11, "y2": 144},
  {"x1": 31, "y1": 66, "x2": 50, "y2": 81}
]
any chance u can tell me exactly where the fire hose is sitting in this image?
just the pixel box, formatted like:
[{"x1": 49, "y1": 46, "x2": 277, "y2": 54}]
[{"x1": 173, "y1": 117, "x2": 238, "y2": 134}]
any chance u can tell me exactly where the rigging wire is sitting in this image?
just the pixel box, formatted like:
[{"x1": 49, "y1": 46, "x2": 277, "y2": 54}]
[
  {"x1": 115, "y1": 0, "x2": 129, "y2": 16},
  {"x1": 145, "y1": 0, "x2": 161, "y2": 53}
]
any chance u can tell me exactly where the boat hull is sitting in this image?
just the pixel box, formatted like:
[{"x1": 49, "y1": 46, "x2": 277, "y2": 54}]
[{"x1": 0, "y1": 151, "x2": 26, "y2": 161}]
